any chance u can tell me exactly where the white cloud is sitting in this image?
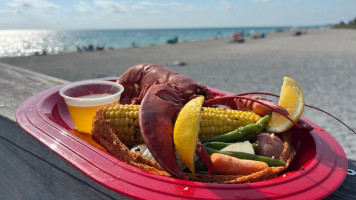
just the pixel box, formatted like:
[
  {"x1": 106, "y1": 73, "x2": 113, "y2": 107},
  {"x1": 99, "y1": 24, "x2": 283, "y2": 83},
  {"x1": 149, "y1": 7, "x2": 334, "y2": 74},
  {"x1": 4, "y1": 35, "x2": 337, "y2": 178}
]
[
  {"x1": 7, "y1": 0, "x2": 60, "y2": 15},
  {"x1": 94, "y1": 0, "x2": 129, "y2": 14},
  {"x1": 132, "y1": 1, "x2": 154, "y2": 10},
  {"x1": 251, "y1": 0, "x2": 270, "y2": 2},
  {"x1": 131, "y1": 1, "x2": 199, "y2": 12},
  {"x1": 8, "y1": 0, "x2": 60, "y2": 10},
  {"x1": 218, "y1": 0, "x2": 231, "y2": 11},
  {"x1": 132, "y1": 1, "x2": 181, "y2": 9},
  {"x1": 75, "y1": 1, "x2": 93, "y2": 13}
]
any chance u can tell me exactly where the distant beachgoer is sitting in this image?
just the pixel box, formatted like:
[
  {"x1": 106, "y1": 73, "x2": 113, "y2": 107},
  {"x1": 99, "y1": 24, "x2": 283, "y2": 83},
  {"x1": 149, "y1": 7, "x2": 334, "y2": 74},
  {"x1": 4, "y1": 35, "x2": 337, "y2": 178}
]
[
  {"x1": 232, "y1": 32, "x2": 240, "y2": 42},
  {"x1": 167, "y1": 36, "x2": 178, "y2": 44},
  {"x1": 131, "y1": 42, "x2": 137, "y2": 48},
  {"x1": 251, "y1": 33, "x2": 260, "y2": 39},
  {"x1": 231, "y1": 32, "x2": 244, "y2": 43},
  {"x1": 96, "y1": 46, "x2": 104, "y2": 51},
  {"x1": 294, "y1": 31, "x2": 302, "y2": 36},
  {"x1": 88, "y1": 44, "x2": 94, "y2": 51},
  {"x1": 76, "y1": 46, "x2": 83, "y2": 52},
  {"x1": 250, "y1": 30, "x2": 261, "y2": 39}
]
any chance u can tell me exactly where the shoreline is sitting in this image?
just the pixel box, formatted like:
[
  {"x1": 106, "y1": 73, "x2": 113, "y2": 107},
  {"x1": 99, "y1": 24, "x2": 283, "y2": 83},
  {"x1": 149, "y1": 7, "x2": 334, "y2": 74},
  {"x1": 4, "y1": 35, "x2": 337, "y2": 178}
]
[{"x1": 0, "y1": 26, "x2": 319, "y2": 58}]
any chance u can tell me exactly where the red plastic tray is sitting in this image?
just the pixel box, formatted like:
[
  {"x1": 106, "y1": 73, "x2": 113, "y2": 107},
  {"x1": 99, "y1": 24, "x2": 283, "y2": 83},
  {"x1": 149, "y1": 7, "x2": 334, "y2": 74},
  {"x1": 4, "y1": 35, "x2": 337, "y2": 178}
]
[{"x1": 16, "y1": 79, "x2": 347, "y2": 200}]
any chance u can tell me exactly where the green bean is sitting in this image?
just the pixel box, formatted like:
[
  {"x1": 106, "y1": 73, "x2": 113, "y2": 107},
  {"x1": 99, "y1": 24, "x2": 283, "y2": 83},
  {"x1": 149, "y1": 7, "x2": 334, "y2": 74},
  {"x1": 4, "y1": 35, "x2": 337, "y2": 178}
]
[
  {"x1": 204, "y1": 146, "x2": 285, "y2": 167},
  {"x1": 243, "y1": 114, "x2": 271, "y2": 141},
  {"x1": 200, "y1": 124, "x2": 258, "y2": 143},
  {"x1": 204, "y1": 142, "x2": 232, "y2": 150},
  {"x1": 200, "y1": 115, "x2": 271, "y2": 143}
]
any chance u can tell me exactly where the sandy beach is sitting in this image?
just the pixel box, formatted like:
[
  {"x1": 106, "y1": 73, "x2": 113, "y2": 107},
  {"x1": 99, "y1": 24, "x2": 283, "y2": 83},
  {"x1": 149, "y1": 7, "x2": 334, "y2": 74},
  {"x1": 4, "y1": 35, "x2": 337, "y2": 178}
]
[{"x1": 1, "y1": 28, "x2": 356, "y2": 159}]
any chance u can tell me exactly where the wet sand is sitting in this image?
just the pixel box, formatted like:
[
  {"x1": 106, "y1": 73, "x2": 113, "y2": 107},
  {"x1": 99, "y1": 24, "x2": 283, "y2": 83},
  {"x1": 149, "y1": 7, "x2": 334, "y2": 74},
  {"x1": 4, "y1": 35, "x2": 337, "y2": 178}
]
[{"x1": 1, "y1": 28, "x2": 356, "y2": 159}]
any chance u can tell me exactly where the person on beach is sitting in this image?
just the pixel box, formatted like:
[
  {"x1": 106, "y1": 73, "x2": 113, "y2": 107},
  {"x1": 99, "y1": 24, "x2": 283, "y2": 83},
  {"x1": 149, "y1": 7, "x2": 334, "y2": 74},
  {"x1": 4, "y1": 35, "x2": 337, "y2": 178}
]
[
  {"x1": 76, "y1": 46, "x2": 83, "y2": 52},
  {"x1": 232, "y1": 32, "x2": 240, "y2": 41},
  {"x1": 232, "y1": 32, "x2": 244, "y2": 43},
  {"x1": 96, "y1": 46, "x2": 104, "y2": 51},
  {"x1": 88, "y1": 45, "x2": 94, "y2": 51},
  {"x1": 167, "y1": 36, "x2": 178, "y2": 44}
]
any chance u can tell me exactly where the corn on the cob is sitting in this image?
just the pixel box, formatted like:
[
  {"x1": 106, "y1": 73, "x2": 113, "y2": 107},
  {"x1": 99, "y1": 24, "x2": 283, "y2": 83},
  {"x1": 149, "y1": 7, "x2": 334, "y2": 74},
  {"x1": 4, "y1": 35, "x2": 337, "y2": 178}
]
[{"x1": 103, "y1": 104, "x2": 261, "y2": 147}]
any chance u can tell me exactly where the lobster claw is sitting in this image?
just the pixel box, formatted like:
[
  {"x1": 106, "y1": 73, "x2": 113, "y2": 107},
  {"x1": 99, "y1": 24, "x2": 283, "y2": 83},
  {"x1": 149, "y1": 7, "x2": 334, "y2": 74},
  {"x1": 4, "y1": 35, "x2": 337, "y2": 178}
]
[
  {"x1": 139, "y1": 83, "x2": 214, "y2": 178},
  {"x1": 139, "y1": 83, "x2": 187, "y2": 179}
]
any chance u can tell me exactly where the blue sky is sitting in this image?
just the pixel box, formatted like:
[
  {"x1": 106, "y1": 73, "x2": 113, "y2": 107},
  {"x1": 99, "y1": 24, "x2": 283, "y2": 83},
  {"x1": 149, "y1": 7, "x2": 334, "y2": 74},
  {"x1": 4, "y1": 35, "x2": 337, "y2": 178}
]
[{"x1": 0, "y1": 0, "x2": 355, "y2": 30}]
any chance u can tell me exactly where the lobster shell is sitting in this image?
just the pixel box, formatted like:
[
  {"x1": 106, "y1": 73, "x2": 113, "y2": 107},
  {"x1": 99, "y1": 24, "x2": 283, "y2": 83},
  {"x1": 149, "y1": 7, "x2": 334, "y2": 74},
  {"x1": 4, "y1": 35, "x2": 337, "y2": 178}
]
[{"x1": 92, "y1": 105, "x2": 295, "y2": 184}]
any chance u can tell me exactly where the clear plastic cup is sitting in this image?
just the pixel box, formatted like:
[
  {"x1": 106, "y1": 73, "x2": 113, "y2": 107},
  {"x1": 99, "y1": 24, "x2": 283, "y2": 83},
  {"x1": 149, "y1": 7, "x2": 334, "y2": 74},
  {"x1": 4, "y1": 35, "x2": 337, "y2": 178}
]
[{"x1": 59, "y1": 80, "x2": 124, "y2": 133}]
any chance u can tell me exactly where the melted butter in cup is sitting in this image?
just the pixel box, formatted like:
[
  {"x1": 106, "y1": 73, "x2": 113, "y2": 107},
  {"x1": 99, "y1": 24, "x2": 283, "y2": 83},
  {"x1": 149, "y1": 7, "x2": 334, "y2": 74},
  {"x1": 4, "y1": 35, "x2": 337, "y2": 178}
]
[{"x1": 59, "y1": 80, "x2": 124, "y2": 133}]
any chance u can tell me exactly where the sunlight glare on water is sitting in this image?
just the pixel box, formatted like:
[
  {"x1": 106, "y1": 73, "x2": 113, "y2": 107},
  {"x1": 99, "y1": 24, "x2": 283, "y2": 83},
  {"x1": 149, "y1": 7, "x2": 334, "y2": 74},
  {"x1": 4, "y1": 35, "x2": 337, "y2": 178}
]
[{"x1": 0, "y1": 30, "x2": 66, "y2": 57}]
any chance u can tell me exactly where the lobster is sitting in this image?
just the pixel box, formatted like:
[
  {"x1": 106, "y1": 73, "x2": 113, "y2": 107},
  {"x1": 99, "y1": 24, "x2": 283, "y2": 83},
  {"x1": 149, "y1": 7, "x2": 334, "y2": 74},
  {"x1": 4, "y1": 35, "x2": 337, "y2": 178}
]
[
  {"x1": 118, "y1": 63, "x2": 211, "y2": 105},
  {"x1": 138, "y1": 83, "x2": 212, "y2": 179},
  {"x1": 118, "y1": 64, "x2": 291, "y2": 178}
]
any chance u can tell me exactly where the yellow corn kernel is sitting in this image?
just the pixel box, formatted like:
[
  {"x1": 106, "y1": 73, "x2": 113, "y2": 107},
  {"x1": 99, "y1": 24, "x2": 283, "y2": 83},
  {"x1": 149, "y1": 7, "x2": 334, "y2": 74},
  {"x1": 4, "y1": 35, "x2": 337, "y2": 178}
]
[{"x1": 103, "y1": 104, "x2": 261, "y2": 147}]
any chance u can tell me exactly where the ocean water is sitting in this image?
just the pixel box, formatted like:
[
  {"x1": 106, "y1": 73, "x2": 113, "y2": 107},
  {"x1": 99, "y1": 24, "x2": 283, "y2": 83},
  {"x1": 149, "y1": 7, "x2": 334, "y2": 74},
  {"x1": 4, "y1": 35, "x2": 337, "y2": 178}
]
[{"x1": 0, "y1": 26, "x2": 319, "y2": 58}]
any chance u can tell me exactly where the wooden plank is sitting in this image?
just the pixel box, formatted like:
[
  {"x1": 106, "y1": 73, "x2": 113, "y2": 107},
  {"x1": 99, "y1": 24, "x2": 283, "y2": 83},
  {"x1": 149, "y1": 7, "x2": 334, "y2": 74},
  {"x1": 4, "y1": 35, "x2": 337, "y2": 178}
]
[
  {"x1": 0, "y1": 116, "x2": 131, "y2": 200},
  {"x1": 0, "y1": 63, "x2": 68, "y2": 121},
  {"x1": 326, "y1": 159, "x2": 356, "y2": 199}
]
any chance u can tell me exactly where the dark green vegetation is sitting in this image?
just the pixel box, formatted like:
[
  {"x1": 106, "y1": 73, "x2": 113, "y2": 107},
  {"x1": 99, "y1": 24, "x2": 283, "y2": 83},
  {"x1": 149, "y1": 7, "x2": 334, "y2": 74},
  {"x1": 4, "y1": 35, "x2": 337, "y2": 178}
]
[{"x1": 333, "y1": 17, "x2": 356, "y2": 29}]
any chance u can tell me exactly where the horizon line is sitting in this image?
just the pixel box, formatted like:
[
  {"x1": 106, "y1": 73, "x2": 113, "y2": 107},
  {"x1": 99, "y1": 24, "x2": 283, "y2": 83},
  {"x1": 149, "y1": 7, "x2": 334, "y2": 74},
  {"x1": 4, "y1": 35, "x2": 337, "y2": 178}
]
[{"x1": 0, "y1": 24, "x2": 328, "y2": 32}]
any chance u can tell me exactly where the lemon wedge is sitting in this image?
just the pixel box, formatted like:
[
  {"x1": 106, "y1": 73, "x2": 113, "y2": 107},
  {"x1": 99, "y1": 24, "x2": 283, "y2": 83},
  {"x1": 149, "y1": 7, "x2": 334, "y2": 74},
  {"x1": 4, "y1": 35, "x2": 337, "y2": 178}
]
[
  {"x1": 173, "y1": 96, "x2": 204, "y2": 173},
  {"x1": 267, "y1": 77, "x2": 305, "y2": 133}
]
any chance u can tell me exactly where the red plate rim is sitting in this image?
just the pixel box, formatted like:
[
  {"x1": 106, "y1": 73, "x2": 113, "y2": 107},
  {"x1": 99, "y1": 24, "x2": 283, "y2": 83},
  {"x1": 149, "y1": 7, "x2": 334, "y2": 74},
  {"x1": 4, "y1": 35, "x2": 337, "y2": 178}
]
[{"x1": 16, "y1": 79, "x2": 348, "y2": 200}]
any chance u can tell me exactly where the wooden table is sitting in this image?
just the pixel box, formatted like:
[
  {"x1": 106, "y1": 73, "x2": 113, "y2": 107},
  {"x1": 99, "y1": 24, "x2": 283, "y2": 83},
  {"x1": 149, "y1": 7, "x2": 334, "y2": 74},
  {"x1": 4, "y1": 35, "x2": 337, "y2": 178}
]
[{"x1": 1, "y1": 62, "x2": 355, "y2": 199}]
